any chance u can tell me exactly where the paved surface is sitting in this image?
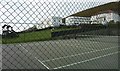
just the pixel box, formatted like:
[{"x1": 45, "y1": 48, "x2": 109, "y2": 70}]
[
  {"x1": 0, "y1": 44, "x2": 2, "y2": 70},
  {"x1": 2, "y1": 36, "x2": 119, "y2": 69}
]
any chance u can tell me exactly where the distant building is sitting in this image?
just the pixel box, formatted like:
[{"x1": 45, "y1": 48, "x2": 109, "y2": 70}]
[
  {"x1": 65, "y1": 16, "x2": 91, "y2": 26},
  {"x1": 91, "y1": 10, "x2": 120, "y2": 25},
  {"x1": 63, "y1": 2, "x2": 120, "y2": 25},
  {"x1": 50, "y1": 16, "x2": 63, "y2": 27},
  {"x1": 65, "y1": 10, "x2": 120, "y2": 25},
  {"x1": 36, "y1": 16, "x2": 63, "y2": 29},
  {"x1": 36, "y1": 19, "x2": 52, "y2": 29}
]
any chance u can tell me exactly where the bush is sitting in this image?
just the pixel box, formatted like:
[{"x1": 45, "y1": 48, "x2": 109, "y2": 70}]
[
  {"x1": 107, "y1": 20, "x2": 119, "y2": 29},
  {"x1": 108, "y1": 20, "x2": 115, "y2": 25}
]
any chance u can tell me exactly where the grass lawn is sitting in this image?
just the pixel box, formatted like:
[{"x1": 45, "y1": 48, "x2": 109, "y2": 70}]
[
  {"x1": 2, "y1": 27, "x2": 80, "y2": 44},
  {"x1": 0, "y1": 39, "x2": 2, "y2": 44},
  {"x1": 2, "y1": 30, "x2": 51, "y2": 44},
  {"x1": 52, "y1": 27, "x2": 80, "y2": 32}
]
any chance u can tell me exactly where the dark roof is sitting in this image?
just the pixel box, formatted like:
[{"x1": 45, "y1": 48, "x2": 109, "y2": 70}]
[{"x1": 62, "y1": 2, "x2": 120, "y2": 23}]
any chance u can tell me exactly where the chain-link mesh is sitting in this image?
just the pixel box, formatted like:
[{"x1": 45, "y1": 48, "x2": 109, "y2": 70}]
[{"x1": 0, "y1": 0, "x2": 119, "y2": 70}]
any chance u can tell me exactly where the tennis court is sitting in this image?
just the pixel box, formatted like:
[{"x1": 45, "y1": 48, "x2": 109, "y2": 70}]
[{"x1": 2, "y1": 35, "x2": 119, "y2": 69}]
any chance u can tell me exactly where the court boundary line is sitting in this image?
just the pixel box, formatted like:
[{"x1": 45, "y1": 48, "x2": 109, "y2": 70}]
[
  {"x1": 77, "y1": 35, "x2": 119, "y2": 37},
  {"x1": 35, "y1": 57, "x2": 50, "y2": 69},
  {"x1": 65, "y1": 44, "x2": 97, "y2": 51},
  {"x1": 53, "y1": 51, "x2": 119, "y2": 69},
  {"x1": 82, "y1": 39, "x2": 118, "y2": 43},
  {"x1": 42, "y1": 46, "x2": 118, "y2": 62},
  {"x1": 21, "y1": 45, "x2": 50, "y2": 70}
]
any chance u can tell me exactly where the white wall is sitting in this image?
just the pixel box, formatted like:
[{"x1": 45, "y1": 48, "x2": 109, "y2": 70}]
[
  {"x1": 112, "y1": 12, "x2": 120, "y2": 22},
  {"x1": 66, "y1": 16, "x2": 91, "y2": 25},
  {"x1": 51, "y1": 16, "x2": 62, "y2": 27},
  {"x1": 91, "y1": 11, "x2": 120, "y2": 24}
]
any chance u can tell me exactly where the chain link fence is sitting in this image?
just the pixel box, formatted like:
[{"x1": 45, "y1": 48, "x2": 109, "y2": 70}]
[{"x1": 0, "y1": 0, "x2": 119, "y2": 70}]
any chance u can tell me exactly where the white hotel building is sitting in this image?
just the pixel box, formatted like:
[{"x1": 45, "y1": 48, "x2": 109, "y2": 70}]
[
  {"x1": 65, "y1": 16, "x2": 91, "y2": 26},
  {"x1": 65, "y1": 10, "x2": 120, "y2": 25},
  {"x1": 91, "y1": 10, "x2": 120, "y2": 25}
]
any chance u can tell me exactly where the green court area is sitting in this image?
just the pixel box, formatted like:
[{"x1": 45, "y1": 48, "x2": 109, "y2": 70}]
[{"x1": 2, "y1": 36, "x2": 119, "y2": 69}]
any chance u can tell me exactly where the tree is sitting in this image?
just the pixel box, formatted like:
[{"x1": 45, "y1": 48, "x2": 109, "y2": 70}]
[{"x1": 2, "y1": 24, "x2": 19, "y2": 38}]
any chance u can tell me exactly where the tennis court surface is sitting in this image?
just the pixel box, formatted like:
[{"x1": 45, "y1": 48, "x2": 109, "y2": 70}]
[{"x1": 2, "y1": 35, "x2": 119, "y2": 69}]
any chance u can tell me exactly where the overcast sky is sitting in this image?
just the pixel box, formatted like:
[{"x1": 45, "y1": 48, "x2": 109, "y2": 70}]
[{"x1": 0, "y1": 0, "x2": 119, "y2": 34}]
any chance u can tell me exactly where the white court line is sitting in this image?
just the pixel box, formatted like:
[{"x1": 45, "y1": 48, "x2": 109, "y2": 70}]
[
  {"x1": 20, "y1": 45, "x2": 50, "y2": 70},
  {"x1": 42, "y1": 46, "x2": 118, "y2": 62},
  {"x1": 65, "y1": 44, "x2": 97, "y2": 51},
  {"x1": 53, "y1": 51, "x2": 119, "y2": 69},
  {"x1": 65, "y1": 38, "x2": 117, "y2": 51},
  {"x1": 80, "y1": 35, "x2": 118, "y2": 37},
  {"x1": 35, "y1": 57, "x2": 50, "y2": 69}
]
